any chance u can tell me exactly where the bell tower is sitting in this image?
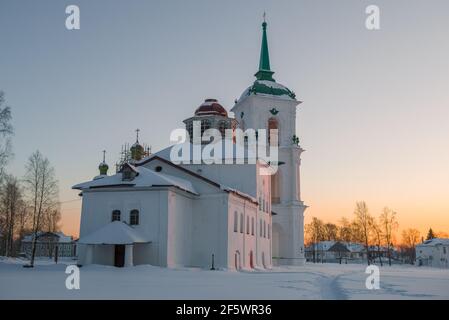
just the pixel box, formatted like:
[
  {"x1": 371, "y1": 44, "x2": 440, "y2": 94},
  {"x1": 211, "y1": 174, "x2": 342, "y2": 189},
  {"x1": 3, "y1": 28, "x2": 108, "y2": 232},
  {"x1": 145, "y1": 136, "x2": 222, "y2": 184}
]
[{"x1": 231, "y1": 18, "x2": 307, "y2": 266}]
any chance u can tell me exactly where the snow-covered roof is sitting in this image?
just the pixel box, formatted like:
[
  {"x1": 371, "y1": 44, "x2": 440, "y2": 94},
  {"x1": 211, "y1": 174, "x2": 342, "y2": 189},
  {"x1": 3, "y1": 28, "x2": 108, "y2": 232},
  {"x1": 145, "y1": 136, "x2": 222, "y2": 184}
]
[
  {"x1": 344, "y1": 242, "x2": 365, "y2": 253},
  {"x1": 78, "y1": 221, "x2": 150, "y2": 245},
  {"x1": 72, "y1": 165, "x2": 198, "y2": 195},
  {"x1": 22, "y1": 232, "x2": 73, "y2": 243},
  {"x1": 220, "y1": 185, "x2": 258, "y2": 203},
  {"x1": 136, "y1": 141, "x2": 279, "y2": 168},
  {"x1": 237, "y1": 79, "x2": 297, "y2": 103},
  {"x1": 417, "y1": 238, "x2": 449, "y2": 247}
]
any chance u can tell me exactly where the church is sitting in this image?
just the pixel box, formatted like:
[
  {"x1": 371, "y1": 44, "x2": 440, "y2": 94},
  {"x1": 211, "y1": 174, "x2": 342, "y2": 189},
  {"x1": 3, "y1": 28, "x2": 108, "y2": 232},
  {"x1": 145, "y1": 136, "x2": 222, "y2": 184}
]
[{"x1": 73, "y1": 19, "x2": 307, "y2": 270}]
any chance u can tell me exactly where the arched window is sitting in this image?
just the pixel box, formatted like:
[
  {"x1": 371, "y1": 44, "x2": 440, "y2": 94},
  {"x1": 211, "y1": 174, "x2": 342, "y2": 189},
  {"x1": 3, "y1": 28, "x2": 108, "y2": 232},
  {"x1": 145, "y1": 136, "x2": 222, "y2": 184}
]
[
  {"x1": 268, "y1": 224, "x2": 271, "y2": 239},
  {"x1": 260, "y1": 219, "x2": 263, "y2": 237},
  {"x1": 271, "y1": 169, "x2": 281, "y2": 204},
  {"x1": 201, "y1": 120, "x2": 211, "y2": 136},
  {"x1": 130, "y1": 209, "x2": 139, "y2": 225},
  {"x1": 112, "y1": 210, "x2": 121, "y2": 222},
  {"x1": 234, "y1": 211, "x2": 238, "y2": 232},
  {"x1": 218, "y1": 121, "x2": 227, "y2": 137},
  {"x1": 246, "y1": 216, "x2": 250, "y2": 234},
  {"x1": 240, "y1": 213, "x2": 244, "y2": 233},
  {"x1": 259, "y1": 197, "x2": 262, "y2": 210},
  {"x1": 268, "y1": 118, "x2": 279, "y2": 145},
  {"x1": 264, "y1": 221, "x2": 266, "y2": 238},
  {"x1": 251, "y1": 217, "x2": 255, "y2": 235}
]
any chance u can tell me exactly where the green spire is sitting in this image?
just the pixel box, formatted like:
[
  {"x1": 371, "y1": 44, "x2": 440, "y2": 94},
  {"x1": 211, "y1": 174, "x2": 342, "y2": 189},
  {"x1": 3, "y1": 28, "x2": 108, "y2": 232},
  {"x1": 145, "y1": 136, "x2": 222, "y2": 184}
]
[{"x1": 255, "y1": 15, "x2": 275, "y2": 81}]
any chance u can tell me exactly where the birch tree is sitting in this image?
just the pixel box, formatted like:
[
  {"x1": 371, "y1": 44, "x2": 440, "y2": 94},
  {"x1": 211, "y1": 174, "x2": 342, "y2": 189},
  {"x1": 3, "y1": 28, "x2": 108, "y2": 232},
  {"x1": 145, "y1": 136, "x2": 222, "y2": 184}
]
[
  {"x1": 23, "y1": 151, "x2": 58, "y2": 267},
  {"x1": 354, "y1": 201, "x2": 373, "y2": 265},
  {"x1": 379, "y1": 207, "x2": 398, "y2": 266}
]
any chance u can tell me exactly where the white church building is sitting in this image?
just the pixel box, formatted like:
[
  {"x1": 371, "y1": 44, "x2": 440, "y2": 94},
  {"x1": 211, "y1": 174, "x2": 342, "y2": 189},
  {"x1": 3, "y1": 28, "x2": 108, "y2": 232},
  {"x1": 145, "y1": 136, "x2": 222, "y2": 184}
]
[{"x1": 73, "y1": 20, "x2": 307, "y2": 270}]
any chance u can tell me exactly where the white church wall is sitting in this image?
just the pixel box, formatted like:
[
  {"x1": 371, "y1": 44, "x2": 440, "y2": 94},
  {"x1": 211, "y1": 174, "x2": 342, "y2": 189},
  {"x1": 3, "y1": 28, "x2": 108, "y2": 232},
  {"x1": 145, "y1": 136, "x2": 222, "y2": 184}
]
[
  {"x1": 227, "y1": 194, "x2": 263, "y2": 270},
  {"x1": 78, "y1": 188, "x2": 171, "y2": 267},
  {"x1": 190, "y1": 193, "x2": 229, "y2": 269},
  {"x1": 186, "y1": 163, "x2": 258, "y2": 198},
  {"x1": 232, "y1": 95, "x2": 299, "y2": 147},
  {"x1": 166, "y1": 189, "x2": 194, "y2": 268},
  {"x1": 141, "y1": 159, "x2": 223, "y2": 195}
]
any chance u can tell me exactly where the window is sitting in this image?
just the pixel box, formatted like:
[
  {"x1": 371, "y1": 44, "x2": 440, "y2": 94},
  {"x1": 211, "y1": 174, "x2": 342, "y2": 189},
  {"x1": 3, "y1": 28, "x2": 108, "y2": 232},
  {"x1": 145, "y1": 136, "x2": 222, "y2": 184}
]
[
  {"x1": 271, "y1": 170, "x2": 280, "y2": 204},
  {"x1": 251, "y1": 217, "x2": 255, "y2": 235},
  {"x1": 268, "y1": 118, "x2": 279, "y2": 145},
  {"x1": 218, "y1": 121, "x2": 227, "y2": 137},
  {"x1": 201, "y1": 120, "x2": 211, "y2": 136},
  {"x1": 155, "y1": 166, "x2": 162, "y2": 172},
  {"x1": 260, "y1": 219, "x2": 263, "y2": 236},
  {"x1": 268, "y1": 224, "x2": 271, "y2": 239},
  {"x1": 259, "y1": 197, "x2": 262, "y2": 210},
  {"x1": 262, "y1": 198, "x2": 265, "y2": 212},
  {"x1": 234, "y1": 211, "x2": 238, "y2": 232},
  {"x1": 240, "y1": 213, "x2": 244, "y2": 233},
  {"x1": 112, "y1": 210, "x2": 121, "y2": 222},
  {"x1": 130, "y1": 209, "x2": 139, "y2": 225},
  {"x1": 246, "y1": 216, "x2": 250, "y2": 234},
  {"x1": 264, "y1": 221, "x2": 266, "y2": 238}
]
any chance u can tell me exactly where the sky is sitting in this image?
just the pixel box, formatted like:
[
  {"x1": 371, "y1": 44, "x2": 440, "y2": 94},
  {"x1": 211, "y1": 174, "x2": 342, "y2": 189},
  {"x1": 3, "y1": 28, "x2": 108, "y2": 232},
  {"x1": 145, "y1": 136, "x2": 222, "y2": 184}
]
[{"x1": 0, "y1": 0, "x2": 448, "y2": 239}]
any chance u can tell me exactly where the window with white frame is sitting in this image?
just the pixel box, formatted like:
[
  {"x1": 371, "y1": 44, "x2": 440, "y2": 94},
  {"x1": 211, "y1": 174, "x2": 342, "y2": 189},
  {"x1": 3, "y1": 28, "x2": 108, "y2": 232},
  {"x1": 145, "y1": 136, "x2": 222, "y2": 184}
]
[{"x1": 130, "y1": 209, "x2": 139, "y2": 225}]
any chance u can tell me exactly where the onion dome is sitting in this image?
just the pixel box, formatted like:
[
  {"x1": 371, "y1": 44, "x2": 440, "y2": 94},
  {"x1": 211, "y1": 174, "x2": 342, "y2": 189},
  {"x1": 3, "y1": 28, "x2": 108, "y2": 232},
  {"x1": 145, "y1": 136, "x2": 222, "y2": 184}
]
[
  {"x1": 130, "y1": 129, "x2": 145, "y2": 161},
  {"x1": 98, "y1": 150, "x2": 108, "y2": 176},
  {"x1": 194, "y1": 99, "x2": 228, "y2": 117}
]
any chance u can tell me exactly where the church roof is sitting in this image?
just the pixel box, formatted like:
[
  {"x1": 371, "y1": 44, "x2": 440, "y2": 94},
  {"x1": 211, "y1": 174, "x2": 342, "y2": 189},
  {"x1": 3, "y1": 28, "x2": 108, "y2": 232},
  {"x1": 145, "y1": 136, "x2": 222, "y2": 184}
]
[
  {"x1": 141, "y1": 141, "x2": 261, "y2": 164},
  {"x1": 135, "y1": 154, "x2": 260, "y2": 204},
  {"x1": 72, "y1": 165, "x2": 198, "y2": 195},
  {"x1": 194, "y1": 99, "x2": 228, "y2": 117},
  {"x1": 237, "y1": 20, "x2": 297, "y2": 103},
  {"x1": 78, "y1": 221, "x2": 150, "y2": 245}
]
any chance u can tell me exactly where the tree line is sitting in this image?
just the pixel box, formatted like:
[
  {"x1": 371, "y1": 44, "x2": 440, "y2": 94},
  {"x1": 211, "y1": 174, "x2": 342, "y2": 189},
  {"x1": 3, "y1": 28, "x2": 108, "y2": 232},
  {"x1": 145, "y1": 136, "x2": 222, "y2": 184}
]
[
  {"x1": 306, "y1": 201, "x2": 448, "y2": 266},
  {"x1": 0, "y1": 91, "x2": 60, "y2": 267}
]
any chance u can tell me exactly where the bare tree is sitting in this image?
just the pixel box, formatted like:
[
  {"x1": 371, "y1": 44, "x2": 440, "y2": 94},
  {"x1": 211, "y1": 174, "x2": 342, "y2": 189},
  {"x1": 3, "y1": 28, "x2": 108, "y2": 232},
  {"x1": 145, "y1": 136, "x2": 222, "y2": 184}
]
[
  {"x1": 323, "y1": 223, "x2": 338, "y2": 241},
  {"x1": 305, "y1": 217, "x2": 325, "y2": 263},
  {"x1": 353, "y1": 201, "x2": 373, "y2": 265},
  {"x1": 0, "y1": 91, "x2": 13, "y2": 181},
  {"x1": 338, "y1": 217, "x2": 353, "y2": 242},
  {"x1": 401, "y1": 228, "x2": 420, "y2": 264},
  {"x1": 379, "y1": 207, "x2": 398, "y2": 266},
  {"x1": 370, "y1": 218, "x2": 383, "y2": 266},
  {"x1": 0, "y1": 175, "x2": 23, "y2": 256},
  {"x1": 23, "y1": 151, "x2": 59, "y2": 267}
]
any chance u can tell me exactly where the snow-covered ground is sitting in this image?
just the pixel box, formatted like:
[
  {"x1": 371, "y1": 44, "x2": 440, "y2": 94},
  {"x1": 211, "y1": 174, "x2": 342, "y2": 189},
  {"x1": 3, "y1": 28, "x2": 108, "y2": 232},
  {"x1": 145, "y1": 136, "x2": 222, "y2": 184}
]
[{"x1": 1, "y1": 258, "x2": 448, "y2": 299}]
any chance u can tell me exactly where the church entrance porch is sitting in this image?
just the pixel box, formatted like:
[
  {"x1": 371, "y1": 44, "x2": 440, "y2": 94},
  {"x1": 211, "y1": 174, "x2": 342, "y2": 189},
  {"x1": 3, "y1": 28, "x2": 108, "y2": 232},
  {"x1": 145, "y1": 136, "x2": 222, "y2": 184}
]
[
  {"x1": 114, "y1": 245, "x2": 125, "y2": 267},
  {"x1": 78, "y1": 221, "x2": 150, "y2": 268}
]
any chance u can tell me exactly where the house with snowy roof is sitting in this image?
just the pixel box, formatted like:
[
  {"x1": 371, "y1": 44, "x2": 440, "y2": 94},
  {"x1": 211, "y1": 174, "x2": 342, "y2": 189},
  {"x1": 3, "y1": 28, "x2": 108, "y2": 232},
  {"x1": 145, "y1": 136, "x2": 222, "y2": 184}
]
[
  {"x1": 21, "y1": 231, "x2": 76, "y2": 258},
  {"x1": 416, "y1": 238, "x2": 449, "y2": 268},
  {"x1": 73, "y1": 19, "x2": 307, "y2": 270}
]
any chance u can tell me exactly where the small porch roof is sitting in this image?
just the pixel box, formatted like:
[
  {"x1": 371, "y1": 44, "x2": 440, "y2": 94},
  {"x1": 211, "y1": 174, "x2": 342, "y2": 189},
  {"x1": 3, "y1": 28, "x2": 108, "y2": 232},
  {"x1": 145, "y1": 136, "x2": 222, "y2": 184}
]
[{"x1": 78, "y1": 221, "x2": 150, "y2": 245}]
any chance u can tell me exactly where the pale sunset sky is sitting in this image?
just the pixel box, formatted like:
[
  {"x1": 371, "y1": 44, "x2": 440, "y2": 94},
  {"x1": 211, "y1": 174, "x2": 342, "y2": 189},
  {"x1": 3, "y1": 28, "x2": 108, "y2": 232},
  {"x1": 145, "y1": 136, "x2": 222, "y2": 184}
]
[{"x1": 0, "y1": 0, "x2": 448, "y2": 239}]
